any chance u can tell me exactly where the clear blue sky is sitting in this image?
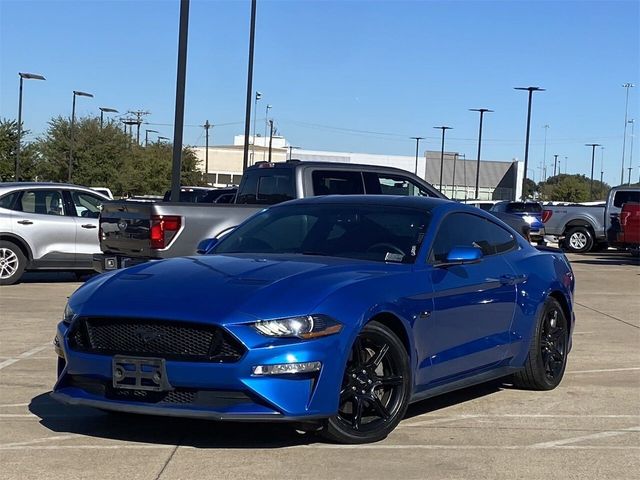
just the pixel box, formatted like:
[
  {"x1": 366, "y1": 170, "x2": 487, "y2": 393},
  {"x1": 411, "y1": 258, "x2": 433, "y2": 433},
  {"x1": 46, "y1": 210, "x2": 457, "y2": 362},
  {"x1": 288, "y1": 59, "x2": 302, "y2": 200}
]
[{"x1": 1, "y1": 0, "x2": 638, "y2": 185}]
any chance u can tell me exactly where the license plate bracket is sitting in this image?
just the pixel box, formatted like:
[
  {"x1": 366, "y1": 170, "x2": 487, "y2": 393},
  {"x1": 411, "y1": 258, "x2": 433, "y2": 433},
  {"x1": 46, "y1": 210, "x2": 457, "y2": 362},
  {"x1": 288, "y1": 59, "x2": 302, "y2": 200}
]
[{"x1": 112, "y1": 356, "x2": 171, "y2": 392}]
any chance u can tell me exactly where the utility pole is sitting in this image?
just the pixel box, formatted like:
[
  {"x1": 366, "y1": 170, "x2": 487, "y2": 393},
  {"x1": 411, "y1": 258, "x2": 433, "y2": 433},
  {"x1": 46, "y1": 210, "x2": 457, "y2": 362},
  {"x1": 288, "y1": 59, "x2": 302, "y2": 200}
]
[
  {"x1": 553, "y1": 154, "x2": 559, "y2": 177},
  {"x1": 628, "y1": 119, "x2": 635, "y2": 185},
  {"x1": 452, "y1": 153, "x2": 458, "y2": 198},
  {"x1": 586, "y1": 143, "x2": 601, "y2": 200},
  {"x1": 128, "y1": 110, "x2": 150, "y2": 145},
  {"x1": 204, "y1": 120, "x2": 211, "y2": 182},
  {"x1": 268, "y1": 119, "x2": 274, "y2": 162},
  {"x1": 288, "y1": 145, "x2": 299, "y2": 160}
]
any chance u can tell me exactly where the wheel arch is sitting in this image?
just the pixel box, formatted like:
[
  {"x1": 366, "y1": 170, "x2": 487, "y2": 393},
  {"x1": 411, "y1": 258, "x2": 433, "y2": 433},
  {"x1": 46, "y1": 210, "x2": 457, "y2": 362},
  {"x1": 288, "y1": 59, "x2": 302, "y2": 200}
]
[
  {"x1": 0, "y1": 234, "x2": 33, "y2": 262},
  {"x1": 548, "y1": 290, "x2": 572, "y2": 335},
  {"x1": 563, "y1": 220, "x2": 595, "y2": 235},
  {"x1": 366, "y1": 312, "x2": 412, "y2": 357}
]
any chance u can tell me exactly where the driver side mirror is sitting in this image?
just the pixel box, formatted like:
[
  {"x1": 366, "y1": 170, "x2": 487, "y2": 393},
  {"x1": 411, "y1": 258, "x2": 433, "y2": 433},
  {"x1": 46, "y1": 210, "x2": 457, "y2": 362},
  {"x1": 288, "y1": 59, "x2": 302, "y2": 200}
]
[
  {"x1": 436, "y1": 246, "x2": 483, "y2": 268},
  {"x1": 196, "y1": 238, "x2": 218, "y2": 255}
]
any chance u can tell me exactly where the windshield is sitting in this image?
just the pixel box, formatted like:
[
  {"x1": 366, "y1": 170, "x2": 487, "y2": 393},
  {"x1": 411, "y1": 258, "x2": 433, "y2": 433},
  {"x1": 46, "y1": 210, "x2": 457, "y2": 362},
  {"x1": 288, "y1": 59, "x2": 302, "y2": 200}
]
[
  {"x1": 214, "y1": 204, "x2": 431, "y2": 264},
  {"x1": 506, "y1": 202, "x2": 542, "y2": 214}
]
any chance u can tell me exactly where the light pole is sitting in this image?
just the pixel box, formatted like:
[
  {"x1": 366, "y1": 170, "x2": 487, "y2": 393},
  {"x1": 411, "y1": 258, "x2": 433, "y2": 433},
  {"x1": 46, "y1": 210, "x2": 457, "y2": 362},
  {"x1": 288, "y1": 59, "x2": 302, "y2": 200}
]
[
  {"x1": 621, "y1": 83, "x2": 634, "y2": 185},
  {"x1": 515, "y1": 86, "x2": 545, "y2": 200},
  {"x1": 263, "y1": 104, "x2": 272, "y2": 161},
  {"x1": 600, "y1": 146, "x2": 605, "y2": 184},
  {"x1": 553, "y1": 154, "x2": 559, "y2": 177},
  {"x1": 452, "y1": 153, "x2": 458, "y2": 198},
  {"x1": 69, "y1": 90, "x2": 94, "y2": 182},
  {"x1": 145, "y1": 129, "x2": 158, "y2": 147},
  {"x1": 203, "y1": 120, "x2": 211, "y2": 180},
  {"x1": 434, "y1": 126, "x2": 452, "y2": 192},
  {"x1": 15, "y1": 72, "x2": 45, "y2": 181},
  {"x1": 157, "y1": 136, "x2": 170, "y2": 145},
  {"x1": 564, "y1": 156, "x2": 568, "y2": 174},
  {"x1": 469, "y1": 108, "x2": 493, "y2": 199},
  {"x1": 628, "y1": 119, "x2": 635, "y2": 185},
  {"x1": 586, "y1": 143, "x2": 601, "y2": 200},
  {"x1": 288, "y1": 145, "x2": 299, "y2": 160},
  {"x1": 242, "y1": 0, "x2": 257, "y2": 173},
  {"x1": 251, "y1": 91, "x2": 261, "y2": 164},
  {"x1": 410, "y1": 137, "x2": 424, "y2": 176},
  {"x1": 99, "y1": 107, "x2": 118, "y2": 129},
  {"x1": 267, "y1": 119, "x2": 274, "y2": 162}
]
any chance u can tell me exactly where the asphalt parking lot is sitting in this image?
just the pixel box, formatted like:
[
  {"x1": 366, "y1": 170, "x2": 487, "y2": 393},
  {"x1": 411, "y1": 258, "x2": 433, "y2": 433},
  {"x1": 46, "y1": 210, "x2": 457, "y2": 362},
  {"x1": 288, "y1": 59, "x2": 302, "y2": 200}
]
[{"x1": 0, "y1": 252, "x2": 638, "y2": 480}]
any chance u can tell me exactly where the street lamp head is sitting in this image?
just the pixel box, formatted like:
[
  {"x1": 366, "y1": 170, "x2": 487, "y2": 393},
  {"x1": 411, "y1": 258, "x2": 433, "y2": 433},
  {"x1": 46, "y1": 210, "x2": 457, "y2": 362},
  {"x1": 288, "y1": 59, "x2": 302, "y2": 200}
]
[
  {"x1": 410, "y1": 136, "x2": 425, "y2": 140},
  {"x1": 585, "y1": 143, "x2": 601, "y2": 147},
  {"x1": 469, "y1": 108, "x2": 494, "y2": 113},
  {"x1": 19, "y1": 72, "x2": 46, "y2": 81},
  {"x1": 73, "y1": 90, "x2": 93, "y2": 98},
  {"x1": 622, "y1": 83, "x2": 635, "y2": 88},
  {"x1": 433, "y1": 126, "x2": 452, "y2": 130},
  {"x1": 514, "y1": 86, "x2": 546, "y2": 92},
  {"x1": 99, "y1": 107, "x2": 118, "y2": 113},
  {"x1": 266, "y1": 104, "x2": 272, "y2": 109},
  {"x1": 158, "y1": 136, "x2": 170, "y2": 141},
  {"x1": 255, "y1": 91, "x2": 262, "y2": 99}
]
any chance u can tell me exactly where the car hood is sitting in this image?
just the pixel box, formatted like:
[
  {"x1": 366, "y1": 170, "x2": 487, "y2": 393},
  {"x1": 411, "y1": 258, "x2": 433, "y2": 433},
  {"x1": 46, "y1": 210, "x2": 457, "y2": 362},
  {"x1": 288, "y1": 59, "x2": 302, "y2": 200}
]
[{"x1": 72, "y1": 254, "x2": 397, "y2": 325}]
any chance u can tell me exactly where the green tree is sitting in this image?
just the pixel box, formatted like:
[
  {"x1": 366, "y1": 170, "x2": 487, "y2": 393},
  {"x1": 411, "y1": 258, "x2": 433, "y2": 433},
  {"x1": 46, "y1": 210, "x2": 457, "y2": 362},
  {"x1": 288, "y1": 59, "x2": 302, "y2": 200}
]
[
  {"x1": 523, "y1": 178, "x2": 538, "y2": 199},
  {"x1": 0, "y1": 118, "x2": 39, "y2": 181},
  {"x1": 35, "y1": 115, "x2": 204, "y2": 196},
  {"x1": 539, "y1": 174, "x2": 610, "y2": 202}
]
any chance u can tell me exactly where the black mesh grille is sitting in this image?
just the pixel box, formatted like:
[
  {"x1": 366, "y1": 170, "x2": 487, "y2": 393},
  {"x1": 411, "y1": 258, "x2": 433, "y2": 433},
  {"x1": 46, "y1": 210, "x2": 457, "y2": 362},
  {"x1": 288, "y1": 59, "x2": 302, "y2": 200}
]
[{"x1": 69, "y1": 317, "x2": 245, "y2": 362}]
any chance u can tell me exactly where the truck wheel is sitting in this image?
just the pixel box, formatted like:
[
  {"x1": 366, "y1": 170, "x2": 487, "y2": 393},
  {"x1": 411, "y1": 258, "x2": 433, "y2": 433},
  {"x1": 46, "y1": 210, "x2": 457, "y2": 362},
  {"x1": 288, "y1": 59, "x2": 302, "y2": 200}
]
[
  {"x1": 562, "y1": 227, "x2": 594, "y2": 253},
  {"x1": 0, "y1": 240, "x2": 26, "y2": 285}
]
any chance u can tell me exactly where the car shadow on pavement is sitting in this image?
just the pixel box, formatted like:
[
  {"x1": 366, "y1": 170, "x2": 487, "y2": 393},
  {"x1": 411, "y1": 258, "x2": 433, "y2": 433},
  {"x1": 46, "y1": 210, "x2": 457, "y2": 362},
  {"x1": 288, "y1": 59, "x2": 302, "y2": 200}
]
[
  {"x1": 29, "y1": 392, "x2": 317, "y2": 448},
  {"x1": 17, "y1": 272, "x2": 97, "y2": 283},
  {"x1": 568, "y1": 252, "x2": 640, "y2": 267}
]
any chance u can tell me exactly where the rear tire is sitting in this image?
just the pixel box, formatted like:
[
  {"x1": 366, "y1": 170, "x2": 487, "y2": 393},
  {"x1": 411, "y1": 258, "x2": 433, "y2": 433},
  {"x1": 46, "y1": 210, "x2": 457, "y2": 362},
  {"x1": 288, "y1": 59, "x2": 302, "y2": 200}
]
[
  {"x1": 321, "y1": 321, "x2": 411, "y2": 444},
  {"x1": 0, "y1": 241, "x2": 26, "y2": 286},
  {"x1": 562, "y1": 226, "x2": 594, "y2": 253},
  {"x1": 514, "y1": 297, "x2": 569, "y2": 390}
]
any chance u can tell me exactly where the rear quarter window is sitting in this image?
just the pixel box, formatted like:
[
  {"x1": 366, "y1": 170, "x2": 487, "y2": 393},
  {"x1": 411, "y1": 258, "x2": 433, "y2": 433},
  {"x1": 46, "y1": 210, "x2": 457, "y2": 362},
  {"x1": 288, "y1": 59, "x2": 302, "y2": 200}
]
[{"x1": 0, "y1": 192, "x2": 19, "y2": 210}]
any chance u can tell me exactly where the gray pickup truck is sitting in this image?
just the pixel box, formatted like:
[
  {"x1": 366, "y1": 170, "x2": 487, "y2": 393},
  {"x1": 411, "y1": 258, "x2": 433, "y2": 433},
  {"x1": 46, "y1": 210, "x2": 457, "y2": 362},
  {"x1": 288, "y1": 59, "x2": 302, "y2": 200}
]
[
  {"x1": 94, "y1": 161, "x2": 446, "y2": 272},
  {"x1": 542, "y1": 185, "x2": 640, "y2": 253}
]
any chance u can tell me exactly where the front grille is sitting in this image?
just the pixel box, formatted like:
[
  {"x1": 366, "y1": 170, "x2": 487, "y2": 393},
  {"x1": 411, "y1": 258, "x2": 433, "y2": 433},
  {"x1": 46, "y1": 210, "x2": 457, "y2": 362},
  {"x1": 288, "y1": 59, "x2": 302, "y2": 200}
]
[{"x1": 69, "y1": 317, "x2": 245, "y2": 362}]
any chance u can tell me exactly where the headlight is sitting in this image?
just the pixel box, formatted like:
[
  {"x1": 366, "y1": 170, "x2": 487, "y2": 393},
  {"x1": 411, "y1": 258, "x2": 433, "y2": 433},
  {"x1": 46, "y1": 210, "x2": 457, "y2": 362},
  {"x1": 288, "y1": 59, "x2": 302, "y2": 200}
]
[
  {"x1": 253, "y1": 314, "x2": 342, "y2": 339},
  {"x1": 62, "y1": 303, "x2": 75, "y2": 325}
]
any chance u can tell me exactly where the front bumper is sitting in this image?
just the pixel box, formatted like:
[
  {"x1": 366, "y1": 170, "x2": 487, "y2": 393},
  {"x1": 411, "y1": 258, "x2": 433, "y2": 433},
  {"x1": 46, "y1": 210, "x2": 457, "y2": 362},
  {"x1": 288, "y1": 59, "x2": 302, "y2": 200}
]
[{"x1": 52, "y1": 320, "x2": 347, "y2": 421}]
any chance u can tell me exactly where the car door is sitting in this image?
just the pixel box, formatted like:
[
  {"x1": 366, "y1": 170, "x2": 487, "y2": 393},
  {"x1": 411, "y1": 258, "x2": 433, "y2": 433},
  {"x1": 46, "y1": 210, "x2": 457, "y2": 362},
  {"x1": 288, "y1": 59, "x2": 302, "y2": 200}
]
[
  {"x1": 12, "y1": 189, "x2": 77, "y2": 267},
  {"x1": 422, "y1": 212, "x2": 519, "y2": 385},
  {"x1": 65, "y1": 190, "x2": 105, "y2": 268}
]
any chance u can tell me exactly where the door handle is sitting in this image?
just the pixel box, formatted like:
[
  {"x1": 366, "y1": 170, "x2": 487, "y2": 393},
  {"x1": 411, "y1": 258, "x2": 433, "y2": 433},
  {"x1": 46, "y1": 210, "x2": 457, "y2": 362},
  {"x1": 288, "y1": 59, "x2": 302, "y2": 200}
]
[
  {"x1": 17, "y1": 220, "x2": 33, "y2": 225},
  {"x1": 500, "y1": 274, "x2": 528, "y2": 285},
  {"x1": 81, "y1": 224, "x2": 97, "y2": 229}
]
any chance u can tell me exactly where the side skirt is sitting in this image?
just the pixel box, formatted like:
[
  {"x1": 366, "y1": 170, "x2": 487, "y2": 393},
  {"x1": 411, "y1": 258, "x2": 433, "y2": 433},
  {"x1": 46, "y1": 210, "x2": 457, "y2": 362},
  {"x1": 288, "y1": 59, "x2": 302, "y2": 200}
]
[{"x1": 409, "y1": 366, "x2": 521, "y2": 405}]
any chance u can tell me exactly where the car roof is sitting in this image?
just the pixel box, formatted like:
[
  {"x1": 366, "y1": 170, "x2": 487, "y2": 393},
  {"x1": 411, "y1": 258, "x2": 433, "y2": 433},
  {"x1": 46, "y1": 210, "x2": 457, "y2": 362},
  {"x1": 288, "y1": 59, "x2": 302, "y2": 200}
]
[
  {"x1": 0, "y1": 182, "x2": 109, "y2": 198},
  {"x1": 275, "y1": 194, "x2": 452, "y2": 209}
]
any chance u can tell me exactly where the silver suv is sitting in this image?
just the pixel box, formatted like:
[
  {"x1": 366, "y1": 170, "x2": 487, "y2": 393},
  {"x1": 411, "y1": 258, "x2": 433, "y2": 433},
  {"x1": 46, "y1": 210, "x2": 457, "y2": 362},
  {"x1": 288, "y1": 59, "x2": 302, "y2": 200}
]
[{"x1": 0, "y1": 183, "x2": 109, "y2": 285}]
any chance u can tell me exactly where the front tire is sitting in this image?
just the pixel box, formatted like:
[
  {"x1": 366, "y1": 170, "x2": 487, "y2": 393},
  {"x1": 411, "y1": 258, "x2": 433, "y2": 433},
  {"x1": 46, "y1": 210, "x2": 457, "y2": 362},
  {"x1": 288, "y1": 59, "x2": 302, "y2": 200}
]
[
  {"x1": 513, "y1": 297, "x2": 569, "y2": 390},
  {"x1": 562, "y1": 226, "x2": 594, "y2": 253},
  {"x1": 322, "y1": 321, "x2": 411, "y2": 444},
  {"x1": 0, "y1": 241, "x2": 26, "y2": 286}
]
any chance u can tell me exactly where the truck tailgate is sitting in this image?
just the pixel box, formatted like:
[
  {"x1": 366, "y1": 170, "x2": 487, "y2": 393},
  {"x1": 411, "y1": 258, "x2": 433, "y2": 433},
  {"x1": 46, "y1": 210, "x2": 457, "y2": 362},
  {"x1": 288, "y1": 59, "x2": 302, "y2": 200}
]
[{"x1": 100, "y1": 201, "x2": 154, "y2": 256}]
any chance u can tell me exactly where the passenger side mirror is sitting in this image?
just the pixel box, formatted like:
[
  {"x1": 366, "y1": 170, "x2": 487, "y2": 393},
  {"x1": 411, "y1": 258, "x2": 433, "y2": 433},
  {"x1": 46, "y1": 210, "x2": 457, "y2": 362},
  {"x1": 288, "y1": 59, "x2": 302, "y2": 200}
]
[
  {"x1": 437, "y1": 246, "x2": 483, "y2": 267},
  {"x1": 196, "y1": 238, "x2": 218, "y2": 255}
]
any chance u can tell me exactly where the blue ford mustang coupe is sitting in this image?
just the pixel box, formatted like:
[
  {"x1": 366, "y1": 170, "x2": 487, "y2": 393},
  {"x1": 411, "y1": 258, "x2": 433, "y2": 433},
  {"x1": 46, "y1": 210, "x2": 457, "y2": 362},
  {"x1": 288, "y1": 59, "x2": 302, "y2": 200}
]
[{"x1": 52, "y1": 196, "x2": 575, "y2": 443}]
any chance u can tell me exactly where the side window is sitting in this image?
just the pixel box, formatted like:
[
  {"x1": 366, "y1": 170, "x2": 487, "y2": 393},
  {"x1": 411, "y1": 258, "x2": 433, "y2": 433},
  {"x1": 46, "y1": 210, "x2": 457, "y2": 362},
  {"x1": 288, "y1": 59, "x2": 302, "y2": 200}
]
[
  {"x1": 0, "y1": 192, "x2": 19, "y2": 210},
  {"x1": 236, "y1": 169, "x2": 295, "y2": 204},
  {"x1": 71, "y1": 191, "x2": 103, "y2": 218},
  {"x1": 613, "y1": 191, "x2": 640, "y2": 208},
  {"x1": 16, "y1": 190, "x2": 65, "y2": 216},
  {"x1": 312, "y1": 170, "x2": 364, "y2": 195},
  {"x1": 430, "y1": 213, "x2": 516, "y2": 262},
  {"x1": 363, "y1": 172, "x2": 433, "y2": 197}
]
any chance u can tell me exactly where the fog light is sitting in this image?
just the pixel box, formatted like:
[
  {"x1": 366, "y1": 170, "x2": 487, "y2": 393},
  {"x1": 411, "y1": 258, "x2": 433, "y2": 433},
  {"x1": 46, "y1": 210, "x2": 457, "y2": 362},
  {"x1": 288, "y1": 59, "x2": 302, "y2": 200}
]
[{"x1": 252, "y1": 361, "x2": 321, "y2": 376}]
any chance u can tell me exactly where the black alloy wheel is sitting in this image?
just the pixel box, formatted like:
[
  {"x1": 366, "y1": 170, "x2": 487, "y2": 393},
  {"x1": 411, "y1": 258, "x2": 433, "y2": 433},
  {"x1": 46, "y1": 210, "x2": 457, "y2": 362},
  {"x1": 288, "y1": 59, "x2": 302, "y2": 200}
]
[
  {"x1": 514, "y1": 297, "x2": 569, "y2": 390},
  {"x1": 322, "y1": 321, "x2": 411, "y2": 444}
]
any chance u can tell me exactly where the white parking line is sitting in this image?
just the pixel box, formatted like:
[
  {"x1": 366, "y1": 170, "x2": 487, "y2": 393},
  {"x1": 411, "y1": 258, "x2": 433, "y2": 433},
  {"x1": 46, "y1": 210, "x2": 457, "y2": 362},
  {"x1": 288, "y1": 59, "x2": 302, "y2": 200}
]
[
  {"x1": 0, "y1": 344, "x2": 50, "y2": 371},
  {"x1": 529, "y1": 426, "x2": 640, "y2": 448},
  {"x1": 0, "y1": 403, "x2": 29, "y2": 408},
  {"x1": 569, "y1": 367, "x2": 640, "y2": 374},
  {"x1": 400, "y1": 413, "x2": 640, "y2": 428}
]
